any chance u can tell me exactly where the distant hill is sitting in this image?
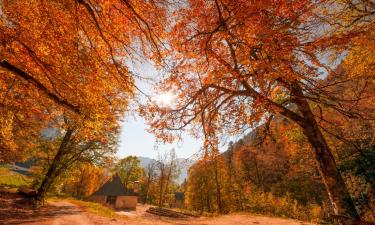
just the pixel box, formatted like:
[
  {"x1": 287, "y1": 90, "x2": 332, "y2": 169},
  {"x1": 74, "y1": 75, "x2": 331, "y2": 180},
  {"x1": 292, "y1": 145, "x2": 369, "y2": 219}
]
[
  {"x1": 15, "y1": 158, "x2": 37, "y2": 169},
  {"x1": 138, "y1": 156, "x2": 194, "y2": 184},
  {"x1": 138, "y1": 156, "x2": 155, "y2": 168},
  {"x1": 1, "y1": 158, "x2": 37, "y2": 176},
  {"x1": 176, "y1": 158, "x2": 195, "y2": 183},
  {"x1": 10, "y1": 155, "x2": 194, "y2": 183}
]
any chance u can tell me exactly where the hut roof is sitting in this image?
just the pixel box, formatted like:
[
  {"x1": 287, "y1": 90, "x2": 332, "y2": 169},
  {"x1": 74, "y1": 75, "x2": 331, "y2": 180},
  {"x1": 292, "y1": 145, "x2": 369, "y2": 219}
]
[
  {"x1": 175, "y1": 192, "x2": 184, "y2": 200},
  {"x1": 91, "y1": 174, "x2": 137, "y2": 196}
]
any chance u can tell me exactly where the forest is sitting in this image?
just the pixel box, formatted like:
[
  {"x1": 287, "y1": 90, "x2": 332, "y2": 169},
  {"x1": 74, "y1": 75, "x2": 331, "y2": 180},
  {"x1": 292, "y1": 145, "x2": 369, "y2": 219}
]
[{"x1": 0, "y1": 0, "x2": 374, "y2": 224}]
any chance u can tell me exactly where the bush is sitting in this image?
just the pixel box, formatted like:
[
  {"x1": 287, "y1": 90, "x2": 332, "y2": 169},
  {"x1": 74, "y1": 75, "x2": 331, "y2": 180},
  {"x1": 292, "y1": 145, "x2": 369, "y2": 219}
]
[{"x1": 244, "y1": 191, "x2": 321, "y2": 222}]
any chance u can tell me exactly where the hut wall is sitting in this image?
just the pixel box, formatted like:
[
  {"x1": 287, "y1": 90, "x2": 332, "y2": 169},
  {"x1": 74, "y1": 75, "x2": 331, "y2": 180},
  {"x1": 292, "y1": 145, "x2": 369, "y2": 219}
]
[
  {"x1": 174, "y1": 199, "x2": 184, "y2": 208},
  {"x1": 116, "y1": 196, "x2": 137, "y2": 209}
]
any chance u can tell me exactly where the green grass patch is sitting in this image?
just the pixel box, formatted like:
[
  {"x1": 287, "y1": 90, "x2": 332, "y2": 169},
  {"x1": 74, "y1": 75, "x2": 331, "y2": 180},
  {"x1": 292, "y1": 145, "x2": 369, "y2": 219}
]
[
  {"x1": 0, "y1": 167, "x2": 31, "y2": 188},
  {"x1": 70, "y1": 199, "x2": 121, "y2": 218},
  {"x1": 0, "y1": 167, "x2": 11, "y2": 175}
]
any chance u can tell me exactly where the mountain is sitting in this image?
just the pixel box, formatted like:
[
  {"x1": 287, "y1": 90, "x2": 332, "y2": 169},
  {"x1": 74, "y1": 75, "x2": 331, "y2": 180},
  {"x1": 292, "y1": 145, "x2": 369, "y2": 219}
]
[
  {"x1": 3, "y1": 158, "x2": 38, "y2": 176},
  {"x1": 138, "y1": 156, "x2": 155, "y2": 169},
  {"x1": 176, "y1": 158, "x2": 195, "y2": 183},
  {"x1": 137, "y1": 156, "x2": 194, "y2": 184}
]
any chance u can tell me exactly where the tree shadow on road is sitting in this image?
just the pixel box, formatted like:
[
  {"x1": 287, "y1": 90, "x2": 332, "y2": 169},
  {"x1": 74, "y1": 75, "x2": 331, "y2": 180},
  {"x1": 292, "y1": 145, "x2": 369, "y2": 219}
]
[{"x1": 0, "y1": 191, "x2": 82, "y2": 224}]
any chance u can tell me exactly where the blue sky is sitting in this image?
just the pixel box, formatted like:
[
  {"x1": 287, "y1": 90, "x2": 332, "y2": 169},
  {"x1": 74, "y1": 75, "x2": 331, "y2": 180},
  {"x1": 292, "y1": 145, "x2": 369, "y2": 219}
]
[{"x1": 117, "y1": 115, "x2": 203, "y2": 159}]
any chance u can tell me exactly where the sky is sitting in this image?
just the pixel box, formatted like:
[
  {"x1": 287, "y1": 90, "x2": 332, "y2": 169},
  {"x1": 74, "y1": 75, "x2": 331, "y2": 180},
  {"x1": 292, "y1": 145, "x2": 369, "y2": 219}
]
[
  {"x1": 116, "y1": 60, "x2": 204, "y2": 160},
  {"x1": 117, "y1": 115, "x2": 203, "y2": 159}
]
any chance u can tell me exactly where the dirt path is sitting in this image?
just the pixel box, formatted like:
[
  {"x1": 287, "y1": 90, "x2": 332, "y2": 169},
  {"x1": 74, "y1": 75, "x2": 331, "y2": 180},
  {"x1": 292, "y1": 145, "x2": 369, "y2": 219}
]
[
  {"x1": 116, "y1": 204, "x2": 315, "y2": 225},
  {"x1": 0, "y1": 191, "x2": 314, "y2": 225},
  {"x1": 0, "y1": 191, "x2": 113, "y2": 225},
  {"x1": 121, "y1": 213, "x2": 315, "y2": 225},
  {"x1": 24, "y1": 201, "x2": 93, "y2": 225}
]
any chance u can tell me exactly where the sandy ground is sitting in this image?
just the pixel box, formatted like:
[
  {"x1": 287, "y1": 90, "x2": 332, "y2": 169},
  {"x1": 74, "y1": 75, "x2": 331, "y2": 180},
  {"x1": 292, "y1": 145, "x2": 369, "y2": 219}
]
[
  {"x1": 115, "y1": 204, "x2": 315, "y2": 225},
  {"x1": 25, "y1": 201, "x2": 93, "y2": 225},
  {"x1": 0, "y1": 191, "x2": 314, "y2": 225}
]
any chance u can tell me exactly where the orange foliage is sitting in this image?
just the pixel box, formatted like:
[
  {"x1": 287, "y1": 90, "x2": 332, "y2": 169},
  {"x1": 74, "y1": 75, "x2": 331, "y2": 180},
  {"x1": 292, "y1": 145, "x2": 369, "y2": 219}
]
[
  {"x1": 62, "y1": 163, "x2": 107, "y2": 198},
  {"x1": 142, "y1": 0, "x2": 373, "y2": 143},
  {"x1": 142, "y1": 0, "x2": 373, "y2": 219},
  {"x1": 0, "y1": 0, "x2": 167, "y2": 161}
]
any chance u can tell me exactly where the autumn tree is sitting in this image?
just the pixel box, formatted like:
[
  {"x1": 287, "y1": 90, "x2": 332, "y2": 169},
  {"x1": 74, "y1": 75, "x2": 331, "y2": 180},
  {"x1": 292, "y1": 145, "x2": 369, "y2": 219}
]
[
  {"x1": 315, "y1": 49, "x2": 375, "y2": 220},
  {"x1": 187, "y1": 160, "x2": 217, "y2": 213},
  {"x1": 34, "y1": 112, "x2": 120, "y2": 202},
  {"x1": 61, "y1": 162, "x2": 107, "y2": 198},
  {"x1": 0, "y1": 0, "x2": 166, "y2": 162},
  {"x1": 0, "y1": 0, "x2": 169, "y2": 204},
  {"x1": 155, "y1": 149, "x2": 180, "y2": 207},
  {"x1": 143, "y1": 0, "x2": 374, "y2": 220},
  {"x1": 140, "y1": 160, "x2": 157, "y2": 204},
  {"x1": 116, "y1": 156, "x2": 143, "y2": 189},
  {"x1": 186, "y1": 120, "x2": 330, "y2": 220}
]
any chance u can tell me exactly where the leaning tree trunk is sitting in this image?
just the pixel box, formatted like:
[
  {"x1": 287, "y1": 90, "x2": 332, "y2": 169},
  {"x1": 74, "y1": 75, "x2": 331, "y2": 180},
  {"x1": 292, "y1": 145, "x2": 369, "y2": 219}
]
[
  {"x1": 36, "y1": 156, "x2": 60, "y2": 203},
  {"x1": 291, "y1": 92, "x2": 360, "y2": 220},
  {"x1": 36, "y1": 129, "x2": 73, "y2": 203}
]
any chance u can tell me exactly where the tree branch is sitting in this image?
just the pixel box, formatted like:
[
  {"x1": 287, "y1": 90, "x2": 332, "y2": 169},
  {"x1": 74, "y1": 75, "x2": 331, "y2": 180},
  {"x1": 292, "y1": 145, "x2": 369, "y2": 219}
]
[{"x1": 0, "y1": 60, "x2": 81, "y2": 113}]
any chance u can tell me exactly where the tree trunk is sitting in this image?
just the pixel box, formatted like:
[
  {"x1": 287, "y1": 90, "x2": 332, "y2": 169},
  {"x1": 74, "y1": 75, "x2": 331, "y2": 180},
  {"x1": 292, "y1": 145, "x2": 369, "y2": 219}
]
[
  {"x1": 163, "y1": 166, "x2": 173, "y2": 207},
  {"x1": 158, "y1": 168, "x2": 164, "y2": 207},
  {"x1": 143, "y1": 187, "x2": 149, "y2": 204},
  {"x1": 36, "y1": 129, "x2": 73, "y2": 203},
  {"x1": 291, "y1": 89, "x2": 360, "y2": 220},
  {"x1": 143, "y1": 175, "x2": 152, "y2": 204},
  {"x1": 253, "y1": 154, "x2": 263, "y2": 190},
  {"x1": 213, "y1": 158, "x2": 223, "y2": 213}
]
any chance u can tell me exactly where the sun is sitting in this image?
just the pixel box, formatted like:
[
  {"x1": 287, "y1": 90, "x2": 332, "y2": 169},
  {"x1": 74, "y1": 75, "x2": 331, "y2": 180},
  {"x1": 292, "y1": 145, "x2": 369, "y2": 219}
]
[{"x1": 154, "y1": 91, "x2": 175, "y2": 108}]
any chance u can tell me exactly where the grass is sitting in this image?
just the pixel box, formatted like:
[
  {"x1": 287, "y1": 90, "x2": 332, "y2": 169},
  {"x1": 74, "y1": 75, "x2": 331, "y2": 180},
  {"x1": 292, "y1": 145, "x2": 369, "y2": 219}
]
[
  {"x1": 48, "y1": 197, "x2": 125, "y2": 219},
  {"x1": 174, "y1": 208, "x2": 201, "y2": 217},
  {"x1": 0, "y1": 167, "x2": 31, "y2": 188},
  {"x1": 69, "y1": 199, "x2": 123, "y2": 218}
]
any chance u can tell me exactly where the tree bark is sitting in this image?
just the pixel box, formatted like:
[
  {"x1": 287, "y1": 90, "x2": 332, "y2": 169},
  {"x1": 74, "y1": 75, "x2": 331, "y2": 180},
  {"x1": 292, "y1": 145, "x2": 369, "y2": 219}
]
[
  {"x1": 143, "y1": 184, "x2": 149, "y2": 204},
  {"x1": 143, "y1": 175, "x2": 152, "y2": 204},
  {"x1": 36, "y1": 129, "x2": 73, "y2": 203},
  {"x1": 158, "y1": 167, "x2": 165, "y2": 207},
  {"x1": 163, "y1": 165, "x2": 173, "y2": 207},
  {"x1": 290, "y1": 85, "x2": 360, "y2": 220},
  {"x1": 0, "y1": 60, "x2": 80, "y2": 113},
  {"x1": 213, "y1": 158, "x2": 223, "y2": 213}
]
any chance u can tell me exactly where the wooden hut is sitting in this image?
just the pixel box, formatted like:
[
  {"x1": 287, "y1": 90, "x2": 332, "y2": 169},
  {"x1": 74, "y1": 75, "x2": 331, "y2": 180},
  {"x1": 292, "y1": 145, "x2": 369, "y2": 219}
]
[
  {"x1": 89, "y1": 174, "x2": 138, "y2": 210},
  {"x1": 173, "y1": 192, "x2": 185, "y2": 208}
]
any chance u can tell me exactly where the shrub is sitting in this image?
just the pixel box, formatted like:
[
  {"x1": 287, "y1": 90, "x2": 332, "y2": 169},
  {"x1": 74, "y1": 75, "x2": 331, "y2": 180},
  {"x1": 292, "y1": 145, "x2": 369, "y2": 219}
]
[{"x1": 244, "y1": 190, "x2": 321, "y2": 222}]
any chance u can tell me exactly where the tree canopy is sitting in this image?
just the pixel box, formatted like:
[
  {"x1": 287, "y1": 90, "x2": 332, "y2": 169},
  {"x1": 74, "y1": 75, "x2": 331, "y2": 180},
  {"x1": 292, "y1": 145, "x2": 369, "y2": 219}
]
[
  {"x1": 0, "y1": 0, "x2": 373, "y2": 222},
  {"x1": 141, "y1": 0, "x2": 374, "y2": 220},
  {"x1": 0, "y1": 0, "x2": 167, "y2": 161},
  {"x1": 117, "y1": 156, "x2": 143, "y2": 188}
]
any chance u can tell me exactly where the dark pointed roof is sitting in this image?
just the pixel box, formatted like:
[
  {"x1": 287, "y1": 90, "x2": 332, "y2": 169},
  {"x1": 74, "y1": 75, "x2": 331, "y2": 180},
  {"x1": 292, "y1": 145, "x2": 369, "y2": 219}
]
[
  {"x1": 175, "y1": 192, "x2": 184, "y2": 200},
  {"x1": 91, "y1": 174, "x2": 137, "y2": 196}
]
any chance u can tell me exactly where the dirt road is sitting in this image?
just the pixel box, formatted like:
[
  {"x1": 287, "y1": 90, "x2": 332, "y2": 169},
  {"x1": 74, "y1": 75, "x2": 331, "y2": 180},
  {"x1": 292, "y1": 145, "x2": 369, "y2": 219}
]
[
  {"x1": 116, "y1": 204, "x2": 315, "y2": 225},
  {"x1": 0, "y1": 191, "x2": 106, "y2": 225},
  {"x1": 0, "y1": 191, "x2": 314, "y2": 225},
  {"x1": 0, "y1": 197, "x2": 99, "y2": 225},
  {"x1": 26, "y1": 201, "x2": 92, "y2": 225}
]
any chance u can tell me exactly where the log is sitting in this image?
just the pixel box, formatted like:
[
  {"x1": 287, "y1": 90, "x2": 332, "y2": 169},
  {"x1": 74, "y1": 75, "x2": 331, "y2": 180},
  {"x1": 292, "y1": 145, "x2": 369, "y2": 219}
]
[{"x1": 146, "y1": 207, "x2": 195, "y2": 218}]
